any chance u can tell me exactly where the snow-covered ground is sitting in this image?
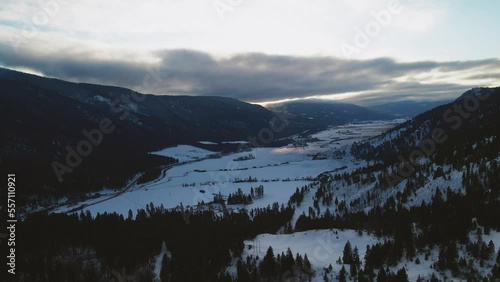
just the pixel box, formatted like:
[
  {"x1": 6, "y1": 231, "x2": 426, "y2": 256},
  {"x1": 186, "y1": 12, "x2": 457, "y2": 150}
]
[
  {"x1": 52, "y1": 120, "x2": 399, "y2": 217},
  {"x1": 153, "y1": 242, "x2": 169, "y2": 280},
  {"x1": 198, "y1": 141, "x2": 218, "y2": 145},
  {"x1": 49, "y1": 119, "x2": 500, "y2": 281},
  {"x1": 242, "y1": 229, "x2": 381, "y2": 281},
  {"x1": 150, "y1": 145, "x2": 215, "y2": 162},
  {"x1": 240, "y1": 228, "x2": 500, "y2": 282}
]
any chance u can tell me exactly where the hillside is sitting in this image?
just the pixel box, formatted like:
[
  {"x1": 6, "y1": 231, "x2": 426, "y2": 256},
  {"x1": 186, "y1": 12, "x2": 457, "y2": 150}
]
[
  {"x1": 351, "y1": 87, "x2": 500, "y2": 166},
  {"x1": 0, "y1": 68, "x2": 300, "y2": 201},
  {"x1": 0, "y1": 68, "x2": 396, "y2": 203},
  {"x1": 368, "y1": 100, "x2": 452, "y2": 118},
  {"x1": 269, "y1": 99, "x2": 394, "y2": 132},
  {"x1": 10, "y1": 86, "x2": 500, "y2": 281},
  {"x1": 287, "y1": 87, "x2": 500, "y2": 280}
]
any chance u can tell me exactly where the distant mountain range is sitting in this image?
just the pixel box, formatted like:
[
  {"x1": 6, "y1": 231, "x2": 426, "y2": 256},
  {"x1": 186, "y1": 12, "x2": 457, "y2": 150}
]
[
  {"x1": 0, "y1": 68, "x2": 393, "y2": 198},
  {"x1": 268, "y1": 100, "x2": 394, "y2": 131},
  {"x1": 0, "y1": 66, "x2": 492, "y2": 200},
  {"x1": 7, "y1": 62, "x2": 498, "y2": 281},
  {"x1": 352, "y1": 86, "x2": 500, "y2": 166},
  {"x1": 368, "y1": 99, "x2": 453, "y2": 118}
]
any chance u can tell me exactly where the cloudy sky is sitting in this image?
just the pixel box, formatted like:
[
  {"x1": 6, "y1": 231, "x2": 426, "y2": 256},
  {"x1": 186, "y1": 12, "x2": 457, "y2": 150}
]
[{"x1": 0, "y1": 0, "x2": 499, "y2": 105}]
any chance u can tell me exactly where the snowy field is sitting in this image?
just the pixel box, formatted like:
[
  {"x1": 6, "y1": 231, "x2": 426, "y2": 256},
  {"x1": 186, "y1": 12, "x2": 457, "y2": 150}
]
[
  {"x1": 150, "y1": 145, "x2": 215, "y2": 162},
  {"x1": 53, "y1": 120, "x2": 400, "y2": 217},
  {"x1": 242, "y1": 229, "x2": 381, "y2": 282},
  {"x1": 50, "y1": 119, "x2": 500, "y2": 281},
  {"x1": 240, "y1": 228, "x2": 500, "y2": 282}
]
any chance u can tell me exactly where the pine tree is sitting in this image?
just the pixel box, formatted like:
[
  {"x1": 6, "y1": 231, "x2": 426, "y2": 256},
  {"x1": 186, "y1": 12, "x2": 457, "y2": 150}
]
[
  {"x1": 396, "y1": 267, "x2": 408, "y2": 282},
  {"x1": 218, "y1": 271, "x2": 232, "y2": 282},
  {"x1": 303, "y1": 254, "x2": 313, "y2": 275},
  {"x1": 343, "y1": 241, "x2": 353, "y2": 264},
  {"x1": 350, "y1": 263, "x2": 358, "y2": 278},
  {"x1": 338, "y1": 266, "x2": 347, "y2": 282},
  {"x1": 283, "y1": 248, "x2": 295, "y2": 272},
  {"x1": 353, "y1": 246, "x2": 361, "y2": 266},
  {"x1": 493, "y1": 264, "x2": 500, "y2": 279},
  {"x1": 488, "y1": 240, "x2": 495, "y2": 259},
  {"x1": 260, "y1": 246, "x2": 276, "y2": 278},
  {"x1": 377, "y1": 266, "x2": 387, "y2": 282},
  {"x1": 446, "y1": 241, "x2": 458, "y2": 271},
  {"x1": 160, "y1": 254, "x2": 170, "y2": 282},
  {"x1": 295, "y1": 253, "x2": 303, "y2": 267},
  {"x1": 437, "y1": 245, "x2": 447, "y2": 270},
  {"x1": 237, "y1": 260, "x2": 250, "y2": 282}
]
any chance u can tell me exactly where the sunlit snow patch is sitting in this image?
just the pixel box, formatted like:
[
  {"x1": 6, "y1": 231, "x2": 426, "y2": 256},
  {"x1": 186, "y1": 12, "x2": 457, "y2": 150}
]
[{"x1": 150, "y1": 145, "x2": 215, "y2": 162}]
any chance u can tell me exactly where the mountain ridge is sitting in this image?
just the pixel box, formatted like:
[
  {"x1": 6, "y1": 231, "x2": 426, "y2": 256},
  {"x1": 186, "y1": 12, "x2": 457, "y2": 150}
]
[{"x1": 0, "y1": 67, "x2": 395, "y2": 201}]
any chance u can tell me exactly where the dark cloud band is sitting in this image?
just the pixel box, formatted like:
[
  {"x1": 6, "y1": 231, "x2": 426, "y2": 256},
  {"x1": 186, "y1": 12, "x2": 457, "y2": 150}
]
[{"x1": 0, "y1": 43, "x2": 498, "y2": 103}]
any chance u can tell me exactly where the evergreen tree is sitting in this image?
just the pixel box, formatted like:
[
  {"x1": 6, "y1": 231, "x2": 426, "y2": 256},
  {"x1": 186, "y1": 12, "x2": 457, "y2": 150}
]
[
  {"x1": 295, "y1": 253, "x2": 303, "y2": 267},
  {"x1": 446, "y1": 241, "x2": 458, "y2": 271},
  {"x1": 218, "y1": 271, "x2": 232, "y2": 282},
  {"x1": 260, "y1": 246, "x2": 276, "y2": 278},
  {"x1": 492, "y1": 264, "x2": 500, "y2": 279},
  {"x1": 353, "y1": 246, "x2": 361, "y2": 267},
  {"x1": 343, "y1": 241, "x2": 353, "y2": 264},
  {"x1": 303, "y1": 254, "x2": 313, "y2": 275},
  {"x1": 437, "y1": 245, "x2": 447, "y2": 270},
  {"x1": 395, "y1": 267, "x2": 409, "y2": 282},
  {"x1": 430, "y1": 273, "x2": 440, "y2": 282},
  {"x1": 237, "y1": 260, "x2": 250, "y2": 282},
  {"x1": 350, "y1": 263, "x2": 358, "y2": 278},
  {"x1": 488, "y1": 240, "x2": 495, "y2": 259},
  {"x1": 283, "y1": 248, "x2": 295, "y2": 273},
  {"x1": 159, "y1": 254, "x2": 170, "y2": 282},
  {"x1": 376, "y1": 266, "x2": 387, "y2": 282},
  {"x1": 127, "y1": 209, "x2": 133, "y2": 221},
  {"x1": 338, "y1": 266, "x2": 347, "y2": 282}
]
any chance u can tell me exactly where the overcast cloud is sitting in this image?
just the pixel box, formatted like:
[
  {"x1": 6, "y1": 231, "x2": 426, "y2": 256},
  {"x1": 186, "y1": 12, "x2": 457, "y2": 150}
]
[
  {"x1": 0, "y1": 42, "x2": 498, "y2": 105},
  {"x1": 1, "y1": 0, "x2": 499, "y2": 105}
]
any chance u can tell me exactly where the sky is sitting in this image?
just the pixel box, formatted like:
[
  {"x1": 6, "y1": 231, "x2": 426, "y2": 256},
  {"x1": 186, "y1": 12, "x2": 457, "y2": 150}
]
[{"x1": 0, "y1": 0, "x2": 499, "y2": 105}]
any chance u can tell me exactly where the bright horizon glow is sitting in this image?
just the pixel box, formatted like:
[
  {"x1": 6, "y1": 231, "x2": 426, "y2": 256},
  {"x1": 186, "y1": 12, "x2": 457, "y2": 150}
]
[{"x1": 255, "y1": 91, "x2": 368, "y2": 107}]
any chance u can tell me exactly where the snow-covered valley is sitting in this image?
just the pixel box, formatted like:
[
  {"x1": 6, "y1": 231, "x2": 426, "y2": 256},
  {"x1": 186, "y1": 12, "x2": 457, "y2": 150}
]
[
  {"x1": 53, "y1": 120, "x2": 401, "y2": 217},
  {"x1": 45, "y1": 116, "x2": 500, "y2": 281}
]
